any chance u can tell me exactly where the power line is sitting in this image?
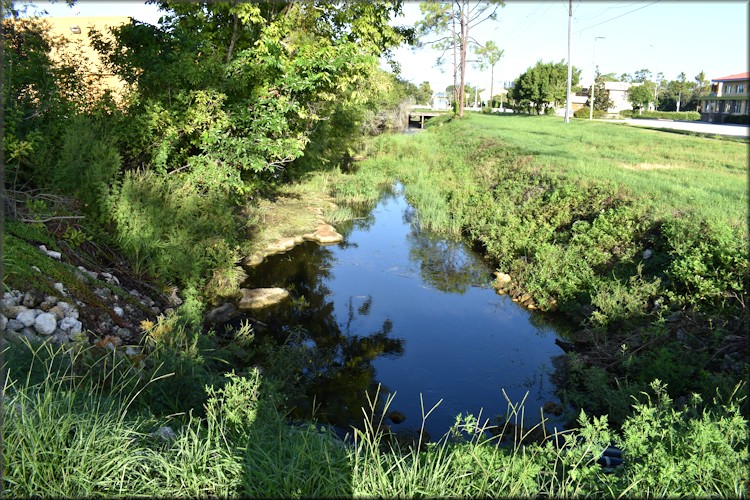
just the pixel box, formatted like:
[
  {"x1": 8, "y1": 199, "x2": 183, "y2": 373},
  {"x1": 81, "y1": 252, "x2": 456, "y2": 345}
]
[
  {"x1": 578, "y1": 0, "x2": 661, "y2": 34},
  {"x1": 509, "y1": 0, "x2": 660, "y2": 59}
]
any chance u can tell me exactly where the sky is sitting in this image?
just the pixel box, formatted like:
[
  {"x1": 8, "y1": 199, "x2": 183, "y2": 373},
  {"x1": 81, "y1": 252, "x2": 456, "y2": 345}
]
[{"x1": 26, "y1": 0, "x2": 750, "y2": 95}]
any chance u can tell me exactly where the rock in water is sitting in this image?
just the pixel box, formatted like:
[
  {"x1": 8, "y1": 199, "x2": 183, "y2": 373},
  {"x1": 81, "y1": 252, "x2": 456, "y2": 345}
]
[
  {"x1": 238, "y1": 288, "x2": 290, "y2": 310},
  {"x1": 205, "y1": 303, "x2": 237, "y2": 324},
  {"x1": 305, "y1": 224, "x2": 343, "y2": 245},
  {"x1": 388, "y1": 411, "x2": 406, "y2": 424}
]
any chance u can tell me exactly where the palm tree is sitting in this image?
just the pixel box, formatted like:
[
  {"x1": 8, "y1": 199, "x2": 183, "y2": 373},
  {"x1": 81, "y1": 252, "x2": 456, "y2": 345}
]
[{"x1": 475, "y1": 40, "x2": 504, "y2": 109}]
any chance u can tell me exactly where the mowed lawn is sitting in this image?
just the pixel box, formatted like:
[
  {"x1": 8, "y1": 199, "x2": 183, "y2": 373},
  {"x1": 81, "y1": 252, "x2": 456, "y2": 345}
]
[{"x1": 464, "y1": 113, "x2": 748, "y2": 231}]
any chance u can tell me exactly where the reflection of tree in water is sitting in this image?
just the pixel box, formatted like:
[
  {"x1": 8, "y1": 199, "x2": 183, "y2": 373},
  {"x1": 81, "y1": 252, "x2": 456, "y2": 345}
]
[
  {"x1": 243, "y1": 242, "x2": 403, "y2": 429},
  {"x1": 402, "y1": 206, "x2": 487, "y2": 294}
]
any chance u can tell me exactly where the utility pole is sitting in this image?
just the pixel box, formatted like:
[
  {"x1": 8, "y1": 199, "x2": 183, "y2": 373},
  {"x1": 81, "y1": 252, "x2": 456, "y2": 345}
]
[
  {"x1": 452, "y1": 15, "x2": 458, "y2": 111},
  {"x1": 564, "y1": 0, "x2": 573, "y2": 123},
  {"x1": 650, "y1": 44, "x2": 660, "y2": 111},
  {"x1": 589, "y1": 36, "x2": 605, "y2": 120}
]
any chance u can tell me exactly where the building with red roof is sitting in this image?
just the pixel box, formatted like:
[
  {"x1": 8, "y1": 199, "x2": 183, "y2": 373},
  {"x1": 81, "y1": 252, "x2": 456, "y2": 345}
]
[{"x1": 700, "y1": 72, "x2": 749, "y2": 124}]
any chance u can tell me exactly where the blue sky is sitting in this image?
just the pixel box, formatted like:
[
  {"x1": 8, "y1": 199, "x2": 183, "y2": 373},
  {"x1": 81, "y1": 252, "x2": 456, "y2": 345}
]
[{"x1": 27, "y1": 0, "x2": 749, "y2": 93}]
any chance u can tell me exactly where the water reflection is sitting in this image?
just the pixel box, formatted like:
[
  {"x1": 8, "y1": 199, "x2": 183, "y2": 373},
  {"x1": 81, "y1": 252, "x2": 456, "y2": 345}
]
[{"x1": 242, "y1": 183, "x2": 566, "y2": 436}]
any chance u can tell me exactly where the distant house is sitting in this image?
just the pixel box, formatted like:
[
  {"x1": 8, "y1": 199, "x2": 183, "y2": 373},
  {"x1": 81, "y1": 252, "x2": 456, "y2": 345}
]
[
  {"x1": 603, "y1": 82, "x2": 632, "y2": 113},
  {"x1": 432, "y1": 92, "x2": 450, "y2": 111},
  {"x1": 560, "y1": 81, "x2": 633, "y2": 116},
  {"x1": 700, "y1": 72, "x2": 749, "y2": 123}
]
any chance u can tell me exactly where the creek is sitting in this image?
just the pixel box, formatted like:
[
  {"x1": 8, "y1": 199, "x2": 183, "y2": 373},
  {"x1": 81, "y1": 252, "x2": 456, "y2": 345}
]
[{"x1": 241, "y1": 183, "x2": 570, "y2": 438}]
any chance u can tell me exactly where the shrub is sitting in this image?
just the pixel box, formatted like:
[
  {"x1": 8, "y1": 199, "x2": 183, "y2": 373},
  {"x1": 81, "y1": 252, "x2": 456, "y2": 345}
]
[
  {"x1": 105, "y1": 170, "x2": 240, "y2": 298},
  {"x1": 632, "y1": 110, "x2": 701, "y2": 121},
  {"x1": 574, "y1": 106, "x2": 605, "y2": 119},
  {"x1": 722, "y1": 114, "x2": 750, "y2": 125},
  {"x1": 660, "y1": 216, "x2": 748, "y2": 310},
  {"x1": 36, "y1": 115, "x2": 122, "y2": 224}
]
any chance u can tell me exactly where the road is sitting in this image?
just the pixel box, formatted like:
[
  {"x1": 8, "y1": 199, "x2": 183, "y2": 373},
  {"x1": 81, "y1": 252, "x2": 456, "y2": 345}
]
[{"x1": 620, "y1": 118, "x2": 749, "y2": 138}]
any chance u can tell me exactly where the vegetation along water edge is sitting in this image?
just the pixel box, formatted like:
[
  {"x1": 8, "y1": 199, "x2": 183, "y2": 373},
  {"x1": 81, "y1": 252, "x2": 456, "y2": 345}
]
[{"x1": 2, "y1": 0, "x2": 748, "y2": 496}]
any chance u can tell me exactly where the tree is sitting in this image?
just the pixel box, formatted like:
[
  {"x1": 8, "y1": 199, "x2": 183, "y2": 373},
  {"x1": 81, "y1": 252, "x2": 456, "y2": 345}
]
[
  {"x1": 627, "y1": 81, "x2": 654, "y2": 114},
  {"x1": 587, "y1": 68, "x2": 613, "y2": 113},
  {"x1": 599, "y1": 72, "x2": 620, "y2": 82},
  {"x1": 694, "y1": 70, "x2": 710, "y2": 96},
  {"x1": 474, "y1": 40, "x2": 503, "y2": 109},
  {"x1": 675, "y1": 72, "x2": 689, "y2": 112},
  {"x1": 415, "y1": 81, "x2": 433, "y2": 106},
  {"x1": 632, "y1": 68, "x2": 652, "y2": 83},
  {"x1": 417, "y1": 0, "x2": 503, "y2": 117},
  {"x1": 511, "y1": 60, "x2": 580, "y2": 114},
  {"x1": 446, "y1": 83, "x2": 481, "y2": 107},
  {"x1": 91, "y1": 1, "x2": 411, "y2": 192}
]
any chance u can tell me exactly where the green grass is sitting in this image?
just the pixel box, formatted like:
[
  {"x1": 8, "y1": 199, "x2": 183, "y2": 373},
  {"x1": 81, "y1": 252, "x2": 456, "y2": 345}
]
[
  {"x1": 465, "y1": 114, "x2": 748, "y2": 230},
  {"x1": 3, "y1": 338, "x2": 747, "y2": 497}
]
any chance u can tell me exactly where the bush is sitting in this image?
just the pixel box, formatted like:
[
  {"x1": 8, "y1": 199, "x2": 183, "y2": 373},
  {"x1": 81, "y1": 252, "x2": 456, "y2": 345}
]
[
  {"x1": 574, "y1": 106, "x2": 605, "y2": 119},
  {"x1": 631, "y1": 110, "x2": 701, "y2": 121},
  {"x1": 105, "y1": 170, "x2": 240, "y2": 301},
  {"x1": 722, "y1": 114, "x2": 749, "y2": 125},
  {"x1": 28, "y1": 115, "x2": 122, "y2": 224}
]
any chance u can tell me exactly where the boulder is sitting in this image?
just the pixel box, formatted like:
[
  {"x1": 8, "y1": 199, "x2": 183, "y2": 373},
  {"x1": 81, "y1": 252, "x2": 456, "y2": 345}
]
[
  {"x1": 17, "y1": 309, "x2": 39, "y2": 327},
  {"x1": 242, "y1": 254, "x2": 264, "y2": 267},
  {"x1": 6, "y1": 319, "x2": 24, "y2": 332},
  {"x1": 48, "y1": 305, "x2": 66, "y2": 320},
  {"x1": 238, "y1": 288, "x2": 290, "y2": 310},
  {"x1": 543, "y1": 401, "x2": 564, "y2": 416},
  {"x1": 493, "y1": 272, "x2": 512, "y2": 285},
  {"x1": 388, "y1": 411, "x2": 406, "y2": 424},
  {"x1": 267, "y1": 236, "x2": 303, "y2": 255},
  {"x1": 23, "y1": 291, "x2": 38, "y2": 308},
  {"x1": 205, "y1": 303, "x2": 237, "y2": 324},
  {"x1": 59, "y1": 316, "x2": 81, "y2": 332},
  {"x1": 304, "y1": 224, "x2": 343, "y2": 245},
  {"x1": 2, "y1": 304, "x2": 28, "y2": 319},
  {"x1": 34, "y1": 313, "x2": 57, "y2": 335}
]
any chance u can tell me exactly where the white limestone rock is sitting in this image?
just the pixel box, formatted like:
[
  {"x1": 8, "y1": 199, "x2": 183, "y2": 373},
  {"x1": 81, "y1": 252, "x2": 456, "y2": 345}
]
[
  {"x1": 17, "y1": 309, "x2": 39, "y2": 327},
  {"x1": 238, "y1": 288, "x2": 290, "y2": 310},
  {"x1": 34, "y1": 313, "x2": 57, "y2": 335}
]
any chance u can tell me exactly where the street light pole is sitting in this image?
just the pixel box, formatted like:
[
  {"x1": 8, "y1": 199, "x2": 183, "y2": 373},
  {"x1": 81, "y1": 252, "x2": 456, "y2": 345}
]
[
  {"x1": 564, "y1": 0, "x2": 573, "y2": 123},
  {"x1": 650, "y1": 44, "x2": 660, "y2": 111},
  {"x1": 589, "y1": 36, "x2": 605, "y2": 120}
]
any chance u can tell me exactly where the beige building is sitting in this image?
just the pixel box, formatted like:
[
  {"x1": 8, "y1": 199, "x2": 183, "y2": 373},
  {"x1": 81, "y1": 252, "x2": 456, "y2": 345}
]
[
  {"x1": 700, "y1": 72, "x2": 749, "y2": 123},
  {"x1": 44, "y1": 16, "x2": 132, "y2": 104}
]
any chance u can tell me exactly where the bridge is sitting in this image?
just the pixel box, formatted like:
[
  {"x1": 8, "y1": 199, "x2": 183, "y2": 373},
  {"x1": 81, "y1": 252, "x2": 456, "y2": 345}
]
[{"x1": 408, "y1": 111, "x2": 443, "y2": 129}]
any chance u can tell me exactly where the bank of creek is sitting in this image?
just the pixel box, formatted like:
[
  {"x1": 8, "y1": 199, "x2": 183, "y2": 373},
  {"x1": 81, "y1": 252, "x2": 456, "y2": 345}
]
[{"x1": 233, "y1": 183, "x2": 573, "y2": 439}]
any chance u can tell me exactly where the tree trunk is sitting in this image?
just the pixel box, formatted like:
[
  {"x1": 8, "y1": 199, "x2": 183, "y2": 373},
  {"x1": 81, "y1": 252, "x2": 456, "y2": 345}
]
[
  {"x1": 458, "y1": 0, "x2": 468, "y2": 117},
  {"x1": 226, "y1": 13, "x2": 239, "y2": 63},
  {"x1": 452, "y1": 16, "x2": 458, "y2": 109},
  {"x1": 489, "y1": 64, "x2": 494, "y2": 109}
]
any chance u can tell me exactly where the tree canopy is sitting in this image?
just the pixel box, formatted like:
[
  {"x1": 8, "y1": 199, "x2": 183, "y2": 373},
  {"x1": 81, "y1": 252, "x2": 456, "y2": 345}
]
[
  {"x1": 89, "y1": 1, "x2": 414, "y2": 193},
  {"x1": 417, "y1": 0, "x2": 503, "y2": 117},
  {"x1": 511, "y1": 60, "x2": 580, "y2": 114},
  {"x1": 475, "y1": 40, "x2": 504, "y2": 108}
]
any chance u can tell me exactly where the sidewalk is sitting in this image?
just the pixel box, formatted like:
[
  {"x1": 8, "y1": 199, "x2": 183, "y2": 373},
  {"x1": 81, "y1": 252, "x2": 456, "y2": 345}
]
[{"x1": 621, "y1": 118, "x2": 749, "y2": 138}]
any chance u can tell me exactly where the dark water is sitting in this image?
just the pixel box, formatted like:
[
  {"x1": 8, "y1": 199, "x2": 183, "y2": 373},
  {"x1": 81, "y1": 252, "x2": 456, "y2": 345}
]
[{"x1": 241, "y1": 184, "x2": 568, "y2": 438}]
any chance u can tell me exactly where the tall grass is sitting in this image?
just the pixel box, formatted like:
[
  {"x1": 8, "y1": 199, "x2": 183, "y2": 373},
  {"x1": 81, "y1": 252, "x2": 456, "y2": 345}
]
[{"x1": 3, "y1": 337, "x2": 746, "y2": 497}]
